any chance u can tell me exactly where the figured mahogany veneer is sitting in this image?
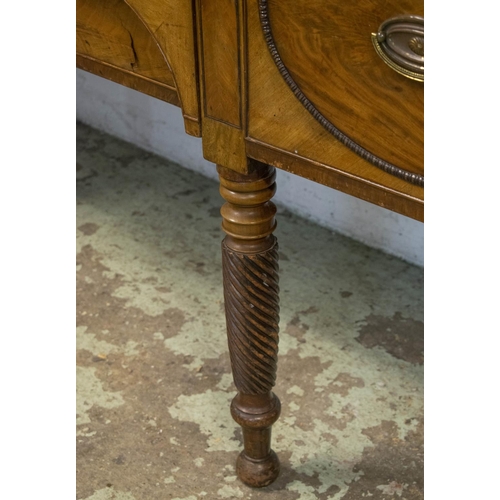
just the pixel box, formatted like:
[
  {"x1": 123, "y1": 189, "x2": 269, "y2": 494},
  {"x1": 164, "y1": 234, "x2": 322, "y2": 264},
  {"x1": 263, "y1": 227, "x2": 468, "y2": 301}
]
[
  {"x1": 77, "y1": 0, "x2": 423, "y2": 488},
  {"x1": 259, "y1": 0, "x2": 424, "y2": 182},
  {"x1": 77, "y1": 0, "x2": 201, "y2": 136}
]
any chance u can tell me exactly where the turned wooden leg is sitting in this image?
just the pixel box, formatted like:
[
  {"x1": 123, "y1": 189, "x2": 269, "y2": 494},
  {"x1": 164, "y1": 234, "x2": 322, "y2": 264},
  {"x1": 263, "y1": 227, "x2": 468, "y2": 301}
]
[{"x1": 218, "y1": 161, "x2": 281, "y2": 488}]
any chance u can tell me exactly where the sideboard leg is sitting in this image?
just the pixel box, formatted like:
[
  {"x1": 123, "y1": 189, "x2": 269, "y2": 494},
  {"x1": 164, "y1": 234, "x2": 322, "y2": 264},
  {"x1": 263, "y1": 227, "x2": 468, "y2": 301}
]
[{"x1": 218, "y1": 162, "x2": 281, "y2": 488}]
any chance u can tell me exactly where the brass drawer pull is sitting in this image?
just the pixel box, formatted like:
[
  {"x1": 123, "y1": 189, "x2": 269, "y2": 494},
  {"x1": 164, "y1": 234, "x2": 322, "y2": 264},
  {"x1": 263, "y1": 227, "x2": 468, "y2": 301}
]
[{"x1": 372, "y1": 15, "x2": 424, "y2": 82}]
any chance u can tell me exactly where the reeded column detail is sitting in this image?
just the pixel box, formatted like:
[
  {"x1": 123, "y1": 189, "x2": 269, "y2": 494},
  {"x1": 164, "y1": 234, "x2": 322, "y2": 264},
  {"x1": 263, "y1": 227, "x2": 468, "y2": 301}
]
[{"x1": 218, "y1": 161, "x2": 281, "y2": 487}]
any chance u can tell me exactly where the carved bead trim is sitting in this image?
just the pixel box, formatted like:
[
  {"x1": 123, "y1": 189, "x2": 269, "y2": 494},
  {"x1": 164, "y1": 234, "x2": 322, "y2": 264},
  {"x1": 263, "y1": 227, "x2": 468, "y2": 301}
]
[
  {"x1": 222, "y1": 240, "x2": 280, "y2": 395},
  {"x1": 257, "y1": 0, "x2": 424, "y2": 188}
]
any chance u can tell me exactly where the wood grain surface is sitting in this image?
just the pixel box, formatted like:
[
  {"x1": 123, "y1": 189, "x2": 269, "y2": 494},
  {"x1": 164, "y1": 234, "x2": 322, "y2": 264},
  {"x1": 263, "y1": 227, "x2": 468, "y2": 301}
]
[
  {"x1": 124, "y1": 0, "x2": 201, "y2": 135},
  {"x1": 245, "y1": 0, "x2": 423, "y2": 220},
  {"x1": 76, "y1": 0, "x2": 424, "y2": 217},
  {"x1": 77, "y1": 0, "x2": 176, "y2": 86},
  {"x1": 197, "y1": 0, "x2": 249, "y2": 172},
  {"x1": 77, "y1": 0, "x2": 201, "y2": 136},
  {"x1": 265, "y1": 0, "x2": 424, "y2": 176},
  {"x1": 201, "y1": 0, "x2": 241, "y2": 127}
]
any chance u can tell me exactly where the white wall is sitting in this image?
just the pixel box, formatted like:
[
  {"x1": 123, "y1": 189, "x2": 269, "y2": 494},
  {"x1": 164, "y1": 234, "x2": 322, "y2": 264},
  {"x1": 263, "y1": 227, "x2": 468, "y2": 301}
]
[{"x1": 76, "y1": 69, "x2": 423, "y2": 266}]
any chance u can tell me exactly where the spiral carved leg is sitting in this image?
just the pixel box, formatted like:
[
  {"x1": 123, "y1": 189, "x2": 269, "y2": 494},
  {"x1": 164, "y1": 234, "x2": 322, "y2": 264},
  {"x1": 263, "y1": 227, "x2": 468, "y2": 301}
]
[{"x1": 218, "y1": 162, "x2": 281, "y2": 487}]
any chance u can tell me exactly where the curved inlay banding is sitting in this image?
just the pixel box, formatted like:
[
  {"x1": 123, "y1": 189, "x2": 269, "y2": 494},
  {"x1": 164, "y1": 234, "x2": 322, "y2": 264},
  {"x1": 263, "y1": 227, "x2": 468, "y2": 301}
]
[{"x1": 257, "y1": 0, "x2": 424, "y2": 187}]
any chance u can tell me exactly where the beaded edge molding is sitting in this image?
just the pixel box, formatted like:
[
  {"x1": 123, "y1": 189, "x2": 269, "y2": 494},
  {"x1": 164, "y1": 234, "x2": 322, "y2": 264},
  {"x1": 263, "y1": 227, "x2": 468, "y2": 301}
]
[{"x1": 257, "y1": 0, "x2": 424, "y2": 188}]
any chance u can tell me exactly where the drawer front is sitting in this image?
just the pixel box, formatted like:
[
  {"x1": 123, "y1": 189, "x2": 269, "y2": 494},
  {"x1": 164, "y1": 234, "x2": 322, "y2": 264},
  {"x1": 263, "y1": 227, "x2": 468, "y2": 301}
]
[{"x1": 255, "y1": 0, "x2": 424, "y2": 182}]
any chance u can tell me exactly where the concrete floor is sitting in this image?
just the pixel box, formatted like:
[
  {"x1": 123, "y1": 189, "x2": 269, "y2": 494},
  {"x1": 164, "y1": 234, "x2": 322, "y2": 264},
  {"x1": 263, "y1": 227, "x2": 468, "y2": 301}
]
[{"x1": 76, "y1": 123, "x2": 424, "y2": 500}]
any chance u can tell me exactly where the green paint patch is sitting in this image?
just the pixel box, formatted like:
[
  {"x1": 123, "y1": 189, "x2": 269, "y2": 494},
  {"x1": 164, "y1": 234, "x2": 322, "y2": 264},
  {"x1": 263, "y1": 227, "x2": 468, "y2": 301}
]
[
  {"x1": 217, "y1": 484, "x2": 244, "y2": 498},
  {"x1": 76, "y1": 366, "x2": 125, "y2": 425},
  {"x1": 81, "y1": 487, "x2": 136, "y2": 500},
  {"x1": 168, "y1": 390, "x2": 240, "y2": 453}
]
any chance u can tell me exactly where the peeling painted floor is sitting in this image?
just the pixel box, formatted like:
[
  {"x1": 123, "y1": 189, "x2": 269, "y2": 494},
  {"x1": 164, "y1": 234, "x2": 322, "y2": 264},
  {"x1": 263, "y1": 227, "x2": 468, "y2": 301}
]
[{"x1": 76, "y1": 122, "x2": 424, "y2": 500}]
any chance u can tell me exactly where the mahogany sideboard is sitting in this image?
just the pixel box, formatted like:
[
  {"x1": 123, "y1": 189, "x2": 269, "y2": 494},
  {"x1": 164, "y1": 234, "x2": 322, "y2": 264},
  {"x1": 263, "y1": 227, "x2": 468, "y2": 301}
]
[{"x1": 77, "y1": 0, "x2": 423, "y2": 488}]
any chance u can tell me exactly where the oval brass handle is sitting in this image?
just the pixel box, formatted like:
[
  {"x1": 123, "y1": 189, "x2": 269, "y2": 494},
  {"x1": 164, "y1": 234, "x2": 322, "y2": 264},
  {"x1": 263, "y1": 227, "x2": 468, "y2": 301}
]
[{"x1": 371, "y1": 15, "x2": 424, "y2": 82}]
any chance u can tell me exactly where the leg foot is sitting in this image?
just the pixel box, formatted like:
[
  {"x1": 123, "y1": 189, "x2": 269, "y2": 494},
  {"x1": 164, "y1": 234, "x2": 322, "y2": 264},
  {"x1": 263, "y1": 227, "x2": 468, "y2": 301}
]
[
  {"x1": 236, "y1": 449, "x2": 280, "y2": 488},
  {"x1": 231, "y1": 392, "x2": 281, "y2": 487}
]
